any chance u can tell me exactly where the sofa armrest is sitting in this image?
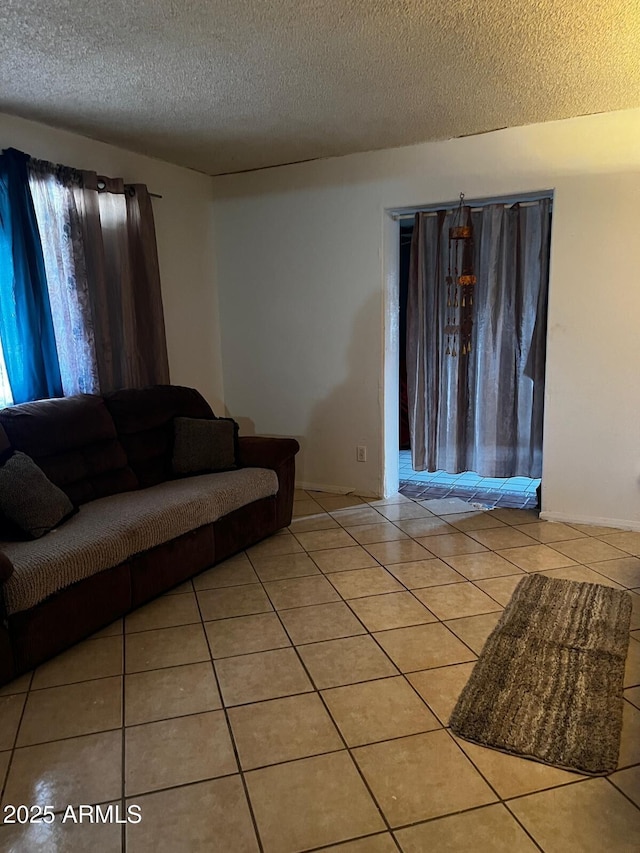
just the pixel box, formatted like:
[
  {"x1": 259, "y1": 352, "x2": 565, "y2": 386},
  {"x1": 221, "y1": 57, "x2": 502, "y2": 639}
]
[
  {"x1": 237, "y1": 436, "x2": 299, "y2": 470},
  {"x1": 237, "y1": 436, "x2": 299, "y2": 529},
  {"x1": 0, "y1": 550, "x2": 14, "y2": 584}
]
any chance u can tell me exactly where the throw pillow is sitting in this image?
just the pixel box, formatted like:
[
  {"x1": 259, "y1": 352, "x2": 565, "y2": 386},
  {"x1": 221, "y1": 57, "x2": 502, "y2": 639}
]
[
  {"x1": 172, "y1": 417, "x2": 238, "y2": 475},
  {"x1": 0, "y1": 451, "x2": 77, "y2": 540}
]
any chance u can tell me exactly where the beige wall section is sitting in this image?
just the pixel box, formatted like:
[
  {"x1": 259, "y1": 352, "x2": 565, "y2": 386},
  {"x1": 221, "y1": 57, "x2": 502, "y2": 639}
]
[
  {"x1": 212, "y1": 108, "x2": 640, "y2": 528},
  {"x1": 0, "y1": 112, "x2": 224, "y2": 412}
]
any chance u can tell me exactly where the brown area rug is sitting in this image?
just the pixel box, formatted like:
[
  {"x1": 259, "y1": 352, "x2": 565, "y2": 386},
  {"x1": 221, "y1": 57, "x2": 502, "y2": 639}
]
[{"x1": 449, "y1": 573, "x2": 632, "y2": 775}]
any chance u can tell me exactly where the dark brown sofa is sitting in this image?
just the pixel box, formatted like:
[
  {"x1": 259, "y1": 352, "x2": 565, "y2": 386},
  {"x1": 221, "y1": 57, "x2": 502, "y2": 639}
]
[{"x1": 0, "y1": 385, "x2": 299, "y2": 685}]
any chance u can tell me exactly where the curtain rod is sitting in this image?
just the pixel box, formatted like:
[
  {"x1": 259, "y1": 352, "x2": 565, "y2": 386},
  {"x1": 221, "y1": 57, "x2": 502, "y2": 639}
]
[
  {"x1": 96, "y1": 179, "x2": 162, "y2": 199},
  {"x1": 389, "y1": 190, "x2": 553, "y2": 221}
]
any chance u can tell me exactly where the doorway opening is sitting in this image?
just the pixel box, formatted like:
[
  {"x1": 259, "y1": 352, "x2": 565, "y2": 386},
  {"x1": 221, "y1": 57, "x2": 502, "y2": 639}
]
[
  {"x1": 398, "y1": 450, "x2": 540, "y2": 508},
  {"x1": 395, "y1": 195, "x2": 550, "y2": 509}
]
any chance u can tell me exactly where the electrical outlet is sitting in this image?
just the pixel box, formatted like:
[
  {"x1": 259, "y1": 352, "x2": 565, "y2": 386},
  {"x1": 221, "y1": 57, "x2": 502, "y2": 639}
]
[{"x1": 356, "y1": 445, "x2": 367, "y2": 462}]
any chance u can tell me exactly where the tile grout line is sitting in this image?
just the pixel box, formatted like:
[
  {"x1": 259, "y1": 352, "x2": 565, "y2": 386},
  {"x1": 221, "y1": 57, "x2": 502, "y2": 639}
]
[
  {"x1": 440, "y1": 729, "x2": 546, "y2": 853},
  {"x1": 606, "y1": 773, "x2": 640, "y2": 815},
  {"x1": 191, "y1": 588, "x2": 266, "y2": 853},
  {"x1": 244, "y1": 546, "x2": 404, "y2": 848},
  {"x1": 300, "y1": 831, "x2": 400, "y2": 852},
  {"x1": 0, "y1": 672, "x2": 31, "y2": 808},
  {"x1": 120, "y1": 615, "x2": 127, "y2": 853}
]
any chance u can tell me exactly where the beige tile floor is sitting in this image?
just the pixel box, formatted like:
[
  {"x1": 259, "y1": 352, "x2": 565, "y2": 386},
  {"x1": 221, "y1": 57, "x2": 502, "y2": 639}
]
[{"x1": 0, "y1": 490, "x2": 639, "y2": 852}]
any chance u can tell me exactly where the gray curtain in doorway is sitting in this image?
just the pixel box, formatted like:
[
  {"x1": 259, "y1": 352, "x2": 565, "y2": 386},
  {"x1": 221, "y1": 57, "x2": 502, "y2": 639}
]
[{"x1": 406, "y1": 198, "x2": 551, "y2": 478}]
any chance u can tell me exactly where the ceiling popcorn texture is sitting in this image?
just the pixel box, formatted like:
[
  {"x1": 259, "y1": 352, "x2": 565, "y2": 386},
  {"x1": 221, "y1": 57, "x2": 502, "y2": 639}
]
[{"x1": 1, "y1": 1, "x2": 639, "y2": 175}]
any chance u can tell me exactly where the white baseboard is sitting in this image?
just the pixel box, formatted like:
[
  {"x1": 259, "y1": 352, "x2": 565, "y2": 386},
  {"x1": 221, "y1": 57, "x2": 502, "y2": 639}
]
[
  {"x1": 539, "y1": 510, "x2": 640, "y2": 533},
  {"x1": 296, "y1": 481, "x2": 377, "y2": 498}
]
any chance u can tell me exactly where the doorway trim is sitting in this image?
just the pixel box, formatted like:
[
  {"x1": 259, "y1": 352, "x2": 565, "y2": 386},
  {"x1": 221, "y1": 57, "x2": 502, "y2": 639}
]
[
  {"x1": 382, "y1": 191, "x2": 554, "y2": 500},
  {"x1": 382, "y1": 212, "x2": 400, "y2": 498}
]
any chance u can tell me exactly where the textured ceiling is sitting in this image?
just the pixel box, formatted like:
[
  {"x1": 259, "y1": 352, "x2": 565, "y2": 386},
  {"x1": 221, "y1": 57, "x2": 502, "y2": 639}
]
[{"x1": 1, "y1": 1, "x2": 639, "y2": 175}]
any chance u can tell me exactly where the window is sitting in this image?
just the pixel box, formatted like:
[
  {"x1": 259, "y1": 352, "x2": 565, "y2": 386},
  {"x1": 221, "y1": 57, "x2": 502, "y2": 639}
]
[
  {"x1": 0, "y1": 340, "x2": 12, "y2": 407},
  {"x1": 0, "y1": 146, "x2": 169, "y2": 408}
]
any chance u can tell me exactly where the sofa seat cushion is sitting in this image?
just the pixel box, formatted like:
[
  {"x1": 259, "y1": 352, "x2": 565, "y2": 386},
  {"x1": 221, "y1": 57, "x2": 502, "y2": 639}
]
[{"x1": 1, "y1": 467, "x2": 278, "y2": 615}]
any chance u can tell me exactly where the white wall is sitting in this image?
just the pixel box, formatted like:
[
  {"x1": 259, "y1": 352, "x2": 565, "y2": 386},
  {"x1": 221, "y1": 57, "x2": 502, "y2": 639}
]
[
  {"x1": 212, "y1": 109, "x2": 640, "y2": 529},
  {"x1": 0, "y1": 113, "x2": 225, "y2": 412}
]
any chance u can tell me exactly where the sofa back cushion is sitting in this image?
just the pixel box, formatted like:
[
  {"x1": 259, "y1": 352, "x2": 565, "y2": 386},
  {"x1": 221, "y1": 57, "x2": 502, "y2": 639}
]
[
  {"x1": 104, "y1": 385, "x2": 215, "y2": 488},
  {"x1": 0, "y1": 395, "x2": 138, "y2": 505}
]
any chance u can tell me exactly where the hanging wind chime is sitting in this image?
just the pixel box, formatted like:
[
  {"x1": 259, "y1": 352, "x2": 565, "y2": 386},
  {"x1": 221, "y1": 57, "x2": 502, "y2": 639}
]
[{"x1": 445, "y1": 193, "x2": 476, "y2": 357}]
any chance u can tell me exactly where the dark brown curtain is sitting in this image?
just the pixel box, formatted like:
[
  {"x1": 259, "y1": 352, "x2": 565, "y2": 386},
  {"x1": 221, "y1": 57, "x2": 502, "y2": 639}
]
[
  {"x1": 406, "y1": 199, "x2": 551, "y2": 478},
  {"x1": 126, "y1": 183, "x2": 169, "y2": 387},
  {"x1": 74, "y1": 172, "x2": 170, "y2": 392}
]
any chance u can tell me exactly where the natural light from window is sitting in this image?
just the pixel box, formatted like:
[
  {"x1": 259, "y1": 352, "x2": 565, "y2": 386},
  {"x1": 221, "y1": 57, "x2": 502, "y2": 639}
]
[{"x1": 0, "y1": 338, "x2": 13, "y2": 407}]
